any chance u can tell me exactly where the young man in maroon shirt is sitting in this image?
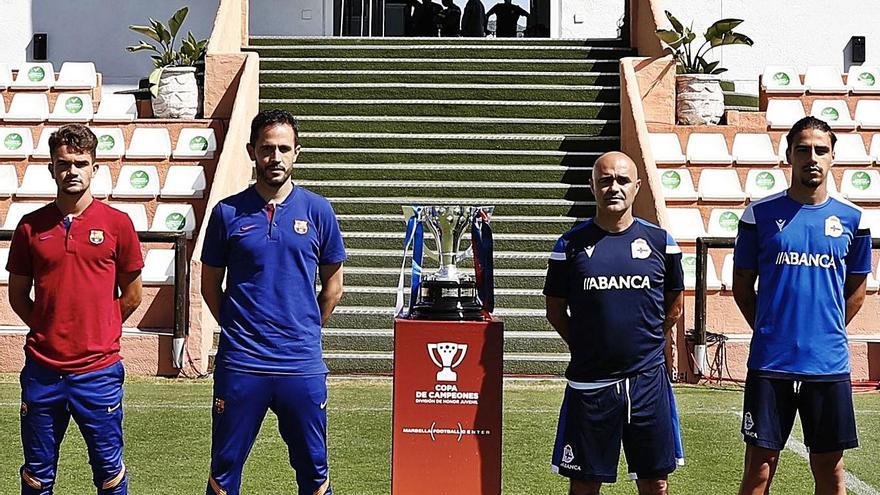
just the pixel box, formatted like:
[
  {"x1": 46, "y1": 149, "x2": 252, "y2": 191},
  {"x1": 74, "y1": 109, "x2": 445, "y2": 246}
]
[{"x1": 6, "y1": 124, "x2": 143, "y2": 494}]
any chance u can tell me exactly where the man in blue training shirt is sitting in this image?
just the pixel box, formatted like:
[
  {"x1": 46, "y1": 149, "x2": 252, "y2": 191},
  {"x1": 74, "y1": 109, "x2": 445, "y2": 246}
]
[
  {"x1": 733, "y1": 117, "x2": 871, "y2": 495},
  {"x1": 544, "y1": 151, "x2": 685, "y2": 495},
  {"x1": 201, "y1": 109, "x2": 346, "y2": 495}
]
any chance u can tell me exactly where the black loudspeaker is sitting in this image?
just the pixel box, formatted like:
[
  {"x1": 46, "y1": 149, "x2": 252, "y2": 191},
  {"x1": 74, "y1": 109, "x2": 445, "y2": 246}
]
[
  {"x1": 851, "y1": 36, "x2": 866, "y2": 64},
  {"x1": 33, "y1": 33, "x2": 47, "y2": 60}
]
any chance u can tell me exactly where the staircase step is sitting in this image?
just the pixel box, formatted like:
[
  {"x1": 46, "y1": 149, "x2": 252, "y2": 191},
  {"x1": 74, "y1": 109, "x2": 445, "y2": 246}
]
[
  {"x1": 298, "y1": 179, "x2": 592, "y2": 201},
  {"x1": 327, "y1": 196, "x2": 594, "y2": 217},
  {"x1": 260, "y1": 58, "x2": 622, "y2": 72},
  {"x1": 295, "y1": 115, "x2": 619, "y2": 135},
  {"x1": 298, "y1": 134, "x2": 616, "y2": 152},
  {"x1": 320, "y1": 352, "x2": 568, "y2": 375},
  {"x1": 249, "y1": 36, "x2": 627, "y2": 47},
  {"x1": 261, "y1": 84, "x2": 618, "y2": 102},
  {"x1": 260, "y1": 70, "x2": 619, "y2": 85},
  {"x1": 341, "y1": 230, "x2": 559, "y2": 252},
  {"x1": 320, "y1": 328, "x2": 567, "y2": 354},
  {"x1": 263, "y1": 100, "x2": 619, "y2": 120},
  {"x1": 337, "y1": 213, "x2": 580, "y2": 234},
  {"x1": 342, "y1": 266, "x2": 547, "y2": 290},
  {"x1": 247, "y1": 46, "x2": 633, "y2": 60}
]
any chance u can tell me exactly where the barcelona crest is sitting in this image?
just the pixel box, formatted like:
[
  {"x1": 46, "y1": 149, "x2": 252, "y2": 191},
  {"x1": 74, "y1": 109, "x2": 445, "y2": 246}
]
[
  {"x1": 294, "y1": 220, "x2": 309, "y2": 235},
  {"x1": 89, "y1": 229, "x2": 105, "y2": 245}
]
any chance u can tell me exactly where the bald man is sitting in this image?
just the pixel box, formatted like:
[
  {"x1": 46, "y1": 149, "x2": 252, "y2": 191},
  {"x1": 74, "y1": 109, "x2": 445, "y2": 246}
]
[{"x1": 544, "y1": 152, "x2": 686, "y2": 495}]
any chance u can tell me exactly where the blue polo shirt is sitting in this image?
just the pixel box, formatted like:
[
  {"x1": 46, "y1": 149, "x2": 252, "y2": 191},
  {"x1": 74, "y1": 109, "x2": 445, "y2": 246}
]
[{"x1": 201, "y1": 186, "x2": 347, "y2": 374}]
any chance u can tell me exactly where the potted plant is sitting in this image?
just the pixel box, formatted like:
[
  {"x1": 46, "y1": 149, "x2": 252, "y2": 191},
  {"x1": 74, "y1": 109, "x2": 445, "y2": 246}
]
[
  {"x1": 127, "y1": 7, "x2": 208, "y2": 119},
  {"x1": 656, "y1": 11, "x2": 754, "y2": 125}
]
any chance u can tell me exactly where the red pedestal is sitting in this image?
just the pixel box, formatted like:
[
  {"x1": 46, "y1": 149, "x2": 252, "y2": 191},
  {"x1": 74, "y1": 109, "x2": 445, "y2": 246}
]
[{"x1": 391, "y1": 318, "x2": 504, "y2": 495}]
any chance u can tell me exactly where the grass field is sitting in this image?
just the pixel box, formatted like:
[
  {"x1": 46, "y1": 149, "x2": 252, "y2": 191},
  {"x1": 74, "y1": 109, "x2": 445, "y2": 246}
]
[{"x1": 0, "y1": 375, "x2": 878, "y2": 494}]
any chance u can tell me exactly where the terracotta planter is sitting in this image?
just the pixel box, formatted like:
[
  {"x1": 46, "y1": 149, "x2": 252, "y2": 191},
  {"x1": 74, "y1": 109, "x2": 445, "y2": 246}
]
[
  {"x1": 152, "y1": 66, "x2": 199, "y2": 119},
  {"x1": 676, "y1": 74, "x2": 725, "y2": 125}
]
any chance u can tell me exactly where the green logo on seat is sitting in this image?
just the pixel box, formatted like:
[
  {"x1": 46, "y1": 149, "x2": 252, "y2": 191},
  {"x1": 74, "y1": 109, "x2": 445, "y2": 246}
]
[
  {"x1": 852, "y1": 171, "x2": 871, "y2": 190},
  {"x1": 755, "y1": 171, "x2": 776, "y2": 190},
  {"x1": 65, "y1": 96, "x2": 84, "y2": 114},
  {"x1": 27, "y1": 66, "x2": 45, "y2": 82},
  {"x1": 130, "y1": 170, "x2": 149, "y2": 189},
  {"x1": 4, "y1": 133, "x2": 23, "y2": 150},
  {"x1": 682, "y1": 255, "x2": 697, "y2": 276},
  {"x1": 661, "y1": 170, "x2": 681, "y2": 189},
  {"x1": 165, "y1": 212, "x2": 186, "y2": 230},
  {"x1": 719, "y1": 211, "x2": 740, "y2": 231},
  {"x1": 97, "y1": 134, "x2": 115, "y2": 151},
  {"x1": 859, "y1": 72, "x2": 876, "y2": 86},
  {"x1": 773, "y1": 72, "x2": 790, "y2": 85},
  {"x1": 821, "y1": 107, "x2": 840, "y2": 120},
  {"x1": 189, "y1": 136, "x2": 208, "y2": 151}
]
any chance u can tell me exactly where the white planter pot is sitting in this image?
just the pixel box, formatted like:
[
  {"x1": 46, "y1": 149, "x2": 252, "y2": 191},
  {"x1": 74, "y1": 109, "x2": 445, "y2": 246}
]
[
  {"x1": 676, "y1": 74, "x2": 725, "y2": 125},
  {"x1": 152, "y1": 66, "x2": 199, "y2": 119}
]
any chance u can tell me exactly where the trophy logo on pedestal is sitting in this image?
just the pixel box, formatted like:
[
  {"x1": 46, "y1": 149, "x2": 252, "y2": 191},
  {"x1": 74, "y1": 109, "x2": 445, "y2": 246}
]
[{"x1": 427, "y1": 342, "x2": 468, "y2": 382}]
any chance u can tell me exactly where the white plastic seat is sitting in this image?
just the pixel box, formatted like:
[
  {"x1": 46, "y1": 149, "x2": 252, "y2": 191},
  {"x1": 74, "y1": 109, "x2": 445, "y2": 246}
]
[
  {"x1": 54, "y1": 62, "x2": 97, "y2": 90},
  {"x1": 686, "y1": 133, "x2": 733, "y2": 164},
  {"x1": 657, "y1": 169, "x2": 697, "y2": 201},
  {"x1": 0, "y1": 165, "x2": 19, "y2": 196},
  {"x1": 870, "y1": 134, "x2": 880, "y2": 161},
  {"x1": 860, "y1": 209, "x2": 880, "y2": 239},
  {"x1": 11, "y1": 62, "x2": 54, "y2": 90},
  {"x1": 142, "y1": 249, "x2": 176, "y2": 285},
  {"x1": 834, "y1": 134, "x2": 872, "y2": 165},
  {"x1": 126, "y1": 128, "x2": 171, "y2": 159},
  {"x1": 161, "y1": 166, "x2": 206, "y2": 199},
  {"x1": 3, "y1": 202, "x2": 45, "y2": 229},
  {"x1": 681, "y1": 253, "x2": 722, "y2": 290},
  {"x1": 848, "y1": 66, "x2": 880, "y2": 94},
  {"x1": 113, "y1": 165, "x2": 160, "y2": 198},
  {"x1": 108, "y1": 203, "x2": 149, "y2": 231},
  {"x1": 0, "y1": 248, "x2": 9, "y2": 284},
  {"x1": 766, "y1": 99, "x2": 806, "y2": 129},
  {"x1": 5, "y1": 93, "x2": 50, "y2": 122},
  {"x1": 0, "y1": 128, "x2": 34, "y2": 158},
  {"x1": 93, "y1": 128, "x2": 126, "y2": 159},
  {"x1": 173, "y1": 128, "x2": 217, "y2": 159},
  {"x1": 90, "y1": 167, "x2": 112, "y2": 198},
  {"x1": 804, "y1": 65, "x2": 848, "y2": 93},
  {"x1": 745, "y1": 169, "x2": 787, "y2": 199},
  {"x1": 0, "y1": 97, "x2": 6, "y2": 120},
  {"x1": 49, "y1": 93, "x2": 94, "y2": 122},
  {"x1": 721, "y1": 253, "x2": 734, "y2": 290},
  {"x1": 809, "y1": 100, "x2": 857, "y2": 129},
  {"x1": 855, "y1": 100, "x2": 880, "y2": 129},
  {"x1": 827, "y1": 171, "x2": 839, "y2": 196},
  {"x1": 93, "y1": 94, "x2": 137, "y2": 123},
  {"x1": 761, "y1": 66, "x2": 805, "y2": 94},
  {"x1": 648, "y1": 133, "x2": 686, "y2": 164},
  {"x1": 707, "y1": 208, "x2": 744, "y2": 238},
  {"x1": 777, "y1": 138, "x2": 790, "y2": 164},
  {"x1": 732, "y1": 133, "x2": 779, "y2": 164},
  {"x1": 17, "y1": 165, "x2": 56, "y2": 197},
  {"x1": 841, "y1": 169, "x2": 880, "y2": 201},
  {"x1": 697, "y1": 169, "x2": 745, "y2": 201},
  {"x1": 868, "y1": 266, "x2": 880, "y2": 291},
  {"x1": 31, "y1": 127, "x2": 59, "y2": 159},
  {"x1": 0, "y1": 63, "x2": 12, "y2": 89},
  {"x1": 150, "y1": 203, "x2": 196, "y2": 238},
  {"x1": 665, "y1": 208, "x2": 706, "y2": 241}
]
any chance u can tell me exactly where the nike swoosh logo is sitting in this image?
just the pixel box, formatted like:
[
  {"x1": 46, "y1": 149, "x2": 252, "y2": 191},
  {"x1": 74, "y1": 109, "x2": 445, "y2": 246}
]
[
  {"x1": 239, "y1": 225, "x2": 258, "y2": 232},
  {"x1": 107, "y1": 403, "x2": 121, "y2": 413},
  {"x1": 319, "y1": 401, "x2": 328, "y2": 410},
  {"x1": 39, "y1": 235, "x2": 53, "y2": 241}
]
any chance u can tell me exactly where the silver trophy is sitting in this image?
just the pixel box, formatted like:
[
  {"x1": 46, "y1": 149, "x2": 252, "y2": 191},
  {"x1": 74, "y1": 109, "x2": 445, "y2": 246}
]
[{"x1": 403, "y1": 205, "x2": 494, "y2": 320}]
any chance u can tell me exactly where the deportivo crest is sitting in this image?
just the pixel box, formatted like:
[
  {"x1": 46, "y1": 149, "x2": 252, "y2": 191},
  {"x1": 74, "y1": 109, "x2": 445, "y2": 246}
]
[
  {"x1": 294, "y1": 220, "x2": 309, "y2": 235},
  {"x1": 630, "y1": 238, "x2": 651, "y2": 259},
  {"x1": 89, "y1": 230, "x2": 104, "y2": 245},
  {"x1": 825, "y1": 215, "x2": 843, "y2": 238},
  {"x1": 743, "y1": 411, "x2": 754, "y2": 431},
  {"x1": 214, "y1": 398, "x2": 225, "y2": 414},
  {"x1": 562, "y1": 444, "x2": 575, "y2": 464}
]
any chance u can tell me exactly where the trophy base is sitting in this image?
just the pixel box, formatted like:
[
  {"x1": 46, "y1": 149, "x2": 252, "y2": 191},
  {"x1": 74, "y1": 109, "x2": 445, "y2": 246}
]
[{"x1": 410, "y1": 279, "x2": 485, "y2": 321}]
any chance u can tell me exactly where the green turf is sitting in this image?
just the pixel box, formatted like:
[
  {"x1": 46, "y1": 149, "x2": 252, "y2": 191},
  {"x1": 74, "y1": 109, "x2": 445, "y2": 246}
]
[
  {"x1": 263, "y1": 102, "x2": 620, "y2": 120},
  {"x1": 260, "y1": 86, "x2": 618, "y2": 102},
  {"x1": 297, "y1": 120, "x2": 619, "y2": 136},
  {"x1": 259, "y1": 60, "x2": 622, "y2": 72},
  {"x1": 260, "y1": 72, "x2": 620, "y2": 86},
  {"x1": 1, "y1": 377, "x2": 877, "y2": 494},
  {"x1": 298, "y1": 136, "x2": 615, "y2": 152},
  {"x1": 303, "y1": 185, "x2": 592, "y2": 202},
  {"x1": 247, "y1": 47, "x2": 631, "y2": 60}
]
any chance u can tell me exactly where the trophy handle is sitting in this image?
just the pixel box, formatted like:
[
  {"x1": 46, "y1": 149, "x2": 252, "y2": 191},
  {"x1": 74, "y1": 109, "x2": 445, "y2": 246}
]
[
  {"x1": 449, "y1": 344, "x2": 468, "y2": 369},
  {"x1": 426, "y1": 344, "x2": 443, "y2": 368}
]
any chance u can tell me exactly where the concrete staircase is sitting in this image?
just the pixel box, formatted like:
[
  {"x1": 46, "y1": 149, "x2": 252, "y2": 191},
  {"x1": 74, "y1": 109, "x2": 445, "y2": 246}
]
[{"x1": 231, "y1": 36, "x2": 632, "y2": 374}]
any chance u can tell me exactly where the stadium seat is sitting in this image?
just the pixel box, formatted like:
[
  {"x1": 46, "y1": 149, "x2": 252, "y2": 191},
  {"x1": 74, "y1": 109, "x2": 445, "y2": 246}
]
[
  {"x1": 834, "y1": 134, "x2": 872, "y2": 165},
  {"x1": 804, "y1": 65, "x2": 848, "y2": 93},
  {"x1": 150, "y1": 203, "x2": 196, "y2": 238},
  {"x1": 11, "y1": 62, "x2": 54, "y2": 90},
  {"x1": 657, "y1": 168, "x2": 697, "y2": 201},
  {"x1": 17, "y1": 165, "x2": 57, "y2": 197},
  {"x1": 113, "y1": 165, "x2": 160, "y2": 198},
  {"x1": 827, "y1": 171, "x2": 839, "y2": 196},
  {"x1": 91, "y1": 166, "x2": 112, "y2": 198},
  {"x1": 31, "y1": 127, "x2": 58, "y2": 159},
  {"x1": 809, "y1": 100, "x2": 857, "y2": 129},
  {"x1": 855, "y1": 100, "x2": 880, "y2": 129},
  {"x1": 0, "y1": 128, "x2": 34, "y2": 158},
  {"x1": 5, "y1": 93, "x2": 50, "y2": 122},
  {"x1": 108, "y1": 203, "x2": 149, "y2": 231},
  {"x1": 697, "y1": 169, "x2": 745, "y2": 201},
  {"x1": 871, "y1": 134, "x2": 880, "y2": 161},
  {"x1": 847, "y1": 66, "x2": 880, "y2": 94},
  {"x1": 54, "y1": 62, "x2": 97, "y2": 90},
  {"x1": 142, "y1": 249, "x2": 176, "y2": 285},
  {"x1": 721, "y1": 253, "x2": 734, "y2": 290},
  {"x1": 161, "y1": 166, "x2": 206, "y2": 199},
  {"x1": 665, "y1": 208, "x2": 706, "y2": 241},
  {"x1": 126, "y1": 128, "x2": 171, "y2": 159},
  {"x1": 745, "y1": 169, "x2": 787, "y2": 199},
  {"x1": 681, "y1": 253, "x2": 722, "y2": 290},
  {"x1": 686, "y1": 133, "x2": 733, "y2": 164},
  {"x1": 173, "y1": 128, "x2": 217, "y2": 159},
  {"x1": 0, "y1": 165, "x2": 19, "y2": 196},
  {"x1": 648, "y1": 133, "x2": 686, "y2": 164},
  {"x1": 0, "y1": 63, "x2": 12, "y2": 89},
  {"x1": 2, "y1": 202, "x2": 44, "y2": 229},
  {"x1": 49, "y1": 93, "x2": 94, "y2": 122},
  {"x1": 0, "y1": 248, "x2": 9, "y2": 284},
  {"x1": 860, "y1": 209, "x2": 880, "y2": 238},
  {"x1": 93, "y1": 128, "x2": 126, "y2": 159},
  {"x1": 766, "y1": 99, "x2": 806, "y2": 129},
  {"x1": 761, "y1": 66, "x2": 805, "y2": 93},
  {"x1": 0, "y1": 97, "x2": 6, "y2": 120},
  {"x1": 840, "y1": 169, "x2": 880, "y2": 201},
  {"x1": 868, "y1": 268, "x2": 880, "y2": 292},
  {"x1": 707, "y1": 208, "x2": 744, "y2": 238},
  {"x1": 732, "y1": 133, "x2": 779, "y2": 165},
  {"x1": 93, "y1": 94, "x2": 137, "y2": 123}
]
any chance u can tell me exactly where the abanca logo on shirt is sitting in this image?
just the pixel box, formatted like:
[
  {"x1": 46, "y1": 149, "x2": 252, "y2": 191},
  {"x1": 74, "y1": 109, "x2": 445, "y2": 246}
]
[
  {"x1": 583, "y1": 275, "x2": 651, "y2": 290},
  {"x1": 775, "y1": 251, "x2": 837, "y2": 269}
]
